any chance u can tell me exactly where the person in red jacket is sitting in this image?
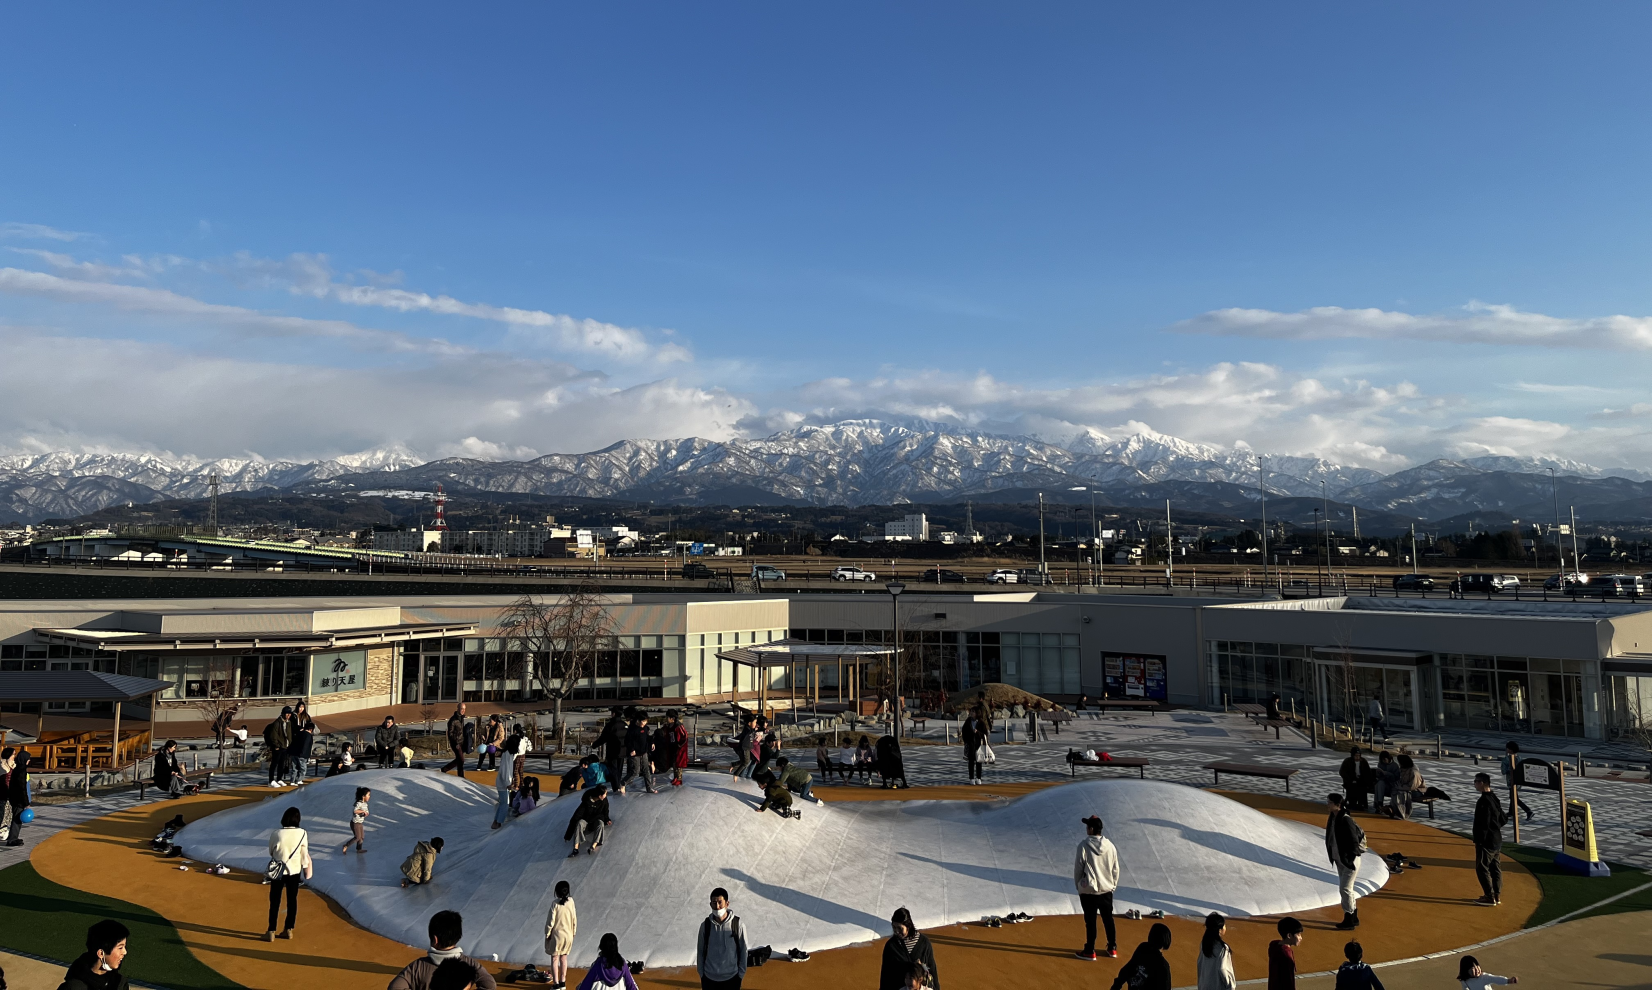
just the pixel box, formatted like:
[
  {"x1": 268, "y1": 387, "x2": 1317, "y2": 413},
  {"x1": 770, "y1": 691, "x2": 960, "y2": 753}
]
[
  {"x1": 662, "y1": 709, "x2": 691, "y2": 787},
  {"x1": 1268, "y1": 917, "x2": 1304, "y2": 990}
]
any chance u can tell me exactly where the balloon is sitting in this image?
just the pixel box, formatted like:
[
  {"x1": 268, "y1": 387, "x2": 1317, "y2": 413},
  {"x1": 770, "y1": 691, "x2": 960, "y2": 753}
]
[{"x1": 18, "y1": 808, "x2": 34, "y2": 823}]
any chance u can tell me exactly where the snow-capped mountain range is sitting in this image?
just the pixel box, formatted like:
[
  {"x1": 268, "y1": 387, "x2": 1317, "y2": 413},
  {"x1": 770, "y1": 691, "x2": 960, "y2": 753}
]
[{"x1": 2, "y1": 421, "x2": 1650, "y2": 524}]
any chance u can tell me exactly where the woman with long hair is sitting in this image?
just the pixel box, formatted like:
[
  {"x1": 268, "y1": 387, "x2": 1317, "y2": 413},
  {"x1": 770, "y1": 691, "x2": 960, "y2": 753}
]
[
  {"x1": 544, "y1": 880, "x2": 576, "y2": 990},
  {"x1": 878, "y1": 907, "x2": 939, "y2": 990},
  {"x1": 575, "y1": 933, "x2": 638, "y2": 990},
  {"x1": 1457, "y1": 954, "x2": 1518, "y2": 989},
  {"x1": 1110, "y1": 922, "x2": 1172, "y2": 990},
  {"x1": 1196, "y1": 912, "x2": 1235, "y2": 990},
  {"x1": 265, "y1": 806, "x2": 311, "y2": 941}
]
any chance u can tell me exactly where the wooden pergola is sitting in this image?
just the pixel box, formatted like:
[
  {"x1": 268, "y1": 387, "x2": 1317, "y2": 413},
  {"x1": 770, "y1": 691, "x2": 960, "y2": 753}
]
[
  {"x1": 714, "y1": 639, "x2": 893, "y2": 716},
  {"x1": 0, "y1": 671, "x2": 170, "y2": 771}
]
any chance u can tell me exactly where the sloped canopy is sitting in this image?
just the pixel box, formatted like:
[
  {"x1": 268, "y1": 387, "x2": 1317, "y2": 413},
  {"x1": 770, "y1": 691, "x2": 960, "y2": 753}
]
[{"x1": 0, "y1": 670, "x2": 171, "y2": 703}]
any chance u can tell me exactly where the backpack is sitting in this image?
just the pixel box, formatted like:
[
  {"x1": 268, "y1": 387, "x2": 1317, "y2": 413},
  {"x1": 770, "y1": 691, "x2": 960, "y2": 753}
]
[{"x1": 1348, "y1": 816, "x2": 1368, "y2": 854}]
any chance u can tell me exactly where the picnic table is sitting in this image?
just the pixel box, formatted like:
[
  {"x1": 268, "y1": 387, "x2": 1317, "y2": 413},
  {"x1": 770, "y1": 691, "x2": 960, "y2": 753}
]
[
  {"x1": 1066, "y1": 749, "x2": 1150, "y2": 779},
  {"x1": 1202, "y1": 761, "x2": 1299, "y2": 792}
]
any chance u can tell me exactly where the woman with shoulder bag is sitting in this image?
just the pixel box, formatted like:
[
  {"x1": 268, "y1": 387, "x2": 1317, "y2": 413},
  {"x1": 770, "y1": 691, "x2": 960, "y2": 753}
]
[{"x1": 265, "y1": 806, "x2": 312, "y2": 941}]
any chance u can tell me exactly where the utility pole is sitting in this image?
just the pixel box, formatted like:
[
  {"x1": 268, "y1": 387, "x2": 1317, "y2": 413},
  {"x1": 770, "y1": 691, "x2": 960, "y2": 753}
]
[
  {"x1": 208, "y1": 472, "x2": 220, "y2": 538},
  {"x1": 1570, "y1": 506, "x2": 1581, "y2": 575},
  {"x1": 1165, "y1": 499, "x2": 1174, "y2": 582},
  {"x1": 1038, "y1": 492, "x2": 1047, "y2": 577},
  {"x1": 1410, "y1": 523, "x2": 1419, "y2": 574},
  {"x1": 1551, "y1": 468, "x2": 1565, "y2": 579},
  {"x1": 1090, "y1": 490, "x2": 1099, "y2": 586},
  {"x1": 1321, "y1": 481, "x2": 1332, "y2": 585},
  {"x1": 1259, "y1": 460, "x2": 1270, "y2": 591}
]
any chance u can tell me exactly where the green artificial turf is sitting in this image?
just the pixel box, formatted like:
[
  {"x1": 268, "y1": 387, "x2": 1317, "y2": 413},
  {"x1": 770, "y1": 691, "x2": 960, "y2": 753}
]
[
  {"x1": 1502, "y1": 844, "x2": 1652, "y2": 927},
  {"x1": 0, "y1": 861, "x2": 241, "y2": 990}
]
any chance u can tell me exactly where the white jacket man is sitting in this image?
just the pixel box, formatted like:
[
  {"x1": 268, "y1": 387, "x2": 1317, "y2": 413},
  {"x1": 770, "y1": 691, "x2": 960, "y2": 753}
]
[{"x1": 1073, "y1": 815, "x2": 1121, "y2": 959}]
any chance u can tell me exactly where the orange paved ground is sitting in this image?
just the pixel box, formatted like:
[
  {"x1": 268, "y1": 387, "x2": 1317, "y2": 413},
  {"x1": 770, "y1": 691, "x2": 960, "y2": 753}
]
[{"x1": 31, "y1": 775, "x2": 1538, "y2": 990}]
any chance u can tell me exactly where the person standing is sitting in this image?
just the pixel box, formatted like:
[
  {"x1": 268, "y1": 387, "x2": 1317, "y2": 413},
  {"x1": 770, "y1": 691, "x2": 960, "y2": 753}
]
[
  {"x1": 696, "y1": 887, "x2": 747, "y2": 990},
  {"x1": 729, "y1": 716, "x2": 755, "y2": 779},
  {"x1": 4, "y1": 747, "x2": 28, "y2": 847},
  {"x1": 1471, "y1": 772, "x2": 1507, "y2": 907},
  {"x1": 1073, "y1": 814, "x2": 1120, "y2": 960},
  {"x1": 492, "y1": 736, "x2": 519, "y2": 830},
  {"x1": 753, "y1": 717, "x2": 778, "y2": 780},
  {"x1": 1325, "y1": 792, "x2": 1364, "y2": 929},
  {"x1": 576, "y1": 934, "x2": 639, "y2": 990},
  {"x1": 960, "y1": 708, "x2": 988, "y2": 786},
  {"x1": 1499, "y1": 741, "x2": 1534, "y2": 822},
  {"x1": 479, "y1": 715, "x2": 506, "y2": 772},
  {"x1": 1197, "y1": 913, "x2": 1236, "y2": 990},
  {"x1": 875, "y1": 734, "x2": 907, "y2": 789},
  {"x1": 878, "y1": 907, "x2": 940, "y2": 990},
  {"x1": 598, "y1": 707, "x2": 628, "y2": 784},
  {"x1": 375, "y1": 716, "x2": 399, "y2": 769},
  {"x1": 1109, "y1": 923, "x2": 1171, "y2": 990},
  {"x1": 342, "y1": 786, "x2": 370, "y2": 854},
  {"x1": 545, "y1": 880, "x2": 576, "y2": 990},
  {"x1": 441, "y1": 704, "x2": 468, "y2": 777},
  {"x1": 264, "y1": 806, "x2": 311, "y2": 941},
  {"x1": 1268, "y1": 917, "x2": 1303, "y2": 990},
  {"x1": 0, "y1": 748, "x2": 17, "y2": 844},
  {"x1": 619, "y1": 711, "x2": 657, "y2": 795},
  {"x1": 663, "y1": 709, "x2": 691, "y2": 787},
  {"x1": 287, "y1": 704, "x2": 316, "y2": 784},
  {"x1": 1366, "y1": 698, "x2": 1386, "y2": 742},
  {"x1": 60, "y1": 920, "x2": 130, "y2": 990},
  {"x1": 263, "y1": 707, "x2": 294, "y2": 787}
]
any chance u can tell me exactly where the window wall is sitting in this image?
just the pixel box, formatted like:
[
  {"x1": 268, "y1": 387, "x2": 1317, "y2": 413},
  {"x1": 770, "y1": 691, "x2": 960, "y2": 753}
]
[
  {"x1": 406, "y1": 635, "x2": 689, "y2": 702},
  {"x1": 788, "y1": 628, "x2": 1075, "y2": 696},
  {"x1": 1435, "y1": 654, "x2": 1596, "y2": 738}
]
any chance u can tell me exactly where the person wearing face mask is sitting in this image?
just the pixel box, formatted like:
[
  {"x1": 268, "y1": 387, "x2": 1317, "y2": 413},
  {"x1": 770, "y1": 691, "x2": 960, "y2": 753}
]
[
  {"x1": 60, "y1": 920, "x2": 130, "y2": 990},
  {"x1": 695, "y1": 887, "x2": 747, "y2": 990}
]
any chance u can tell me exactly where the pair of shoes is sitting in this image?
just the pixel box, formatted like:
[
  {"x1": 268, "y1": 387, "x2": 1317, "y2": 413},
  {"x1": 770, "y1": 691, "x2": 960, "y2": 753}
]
[
  {"x1": 1074, "y1": 949, "x2": 1097, "y2": 961},
  {"x1": 1147, "y1": 909, "x2": 1165, "y2": 919},
  {"x1": 983, "y1": 916, "x2": 1003, "y2": 928},
  {"x1": 787, "y1": 948, "x2": 810, "y2": 961}
]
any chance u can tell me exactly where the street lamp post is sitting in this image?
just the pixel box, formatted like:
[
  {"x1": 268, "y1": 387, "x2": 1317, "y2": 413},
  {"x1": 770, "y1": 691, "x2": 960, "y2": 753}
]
[{"x1": 887, "y1": 581, "x2": 906, "y2": 738}]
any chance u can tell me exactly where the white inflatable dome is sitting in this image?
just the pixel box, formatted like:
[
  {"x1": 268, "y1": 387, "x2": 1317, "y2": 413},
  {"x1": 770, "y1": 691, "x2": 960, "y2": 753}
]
[{"x1": 179, "y1": 771, "x2": 1386, "y2": 967}]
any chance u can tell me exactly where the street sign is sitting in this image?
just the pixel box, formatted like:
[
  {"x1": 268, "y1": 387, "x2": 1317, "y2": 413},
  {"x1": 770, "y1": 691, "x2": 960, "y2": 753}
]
[{"x1": 690, "y1": 542, "x2": 705, "y2": 555}]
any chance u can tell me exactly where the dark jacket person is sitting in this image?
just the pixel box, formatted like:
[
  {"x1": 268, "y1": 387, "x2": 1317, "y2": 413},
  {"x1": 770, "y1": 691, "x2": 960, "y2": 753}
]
[{"x1": 879, "y1": 907, "x2": 939, "y2": 990}]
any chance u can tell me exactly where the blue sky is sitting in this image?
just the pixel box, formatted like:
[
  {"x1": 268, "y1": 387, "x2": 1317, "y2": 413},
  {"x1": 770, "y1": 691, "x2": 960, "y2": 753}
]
[{"x1": 3, "y1": 5, "x2": 1652, "y2": 469}]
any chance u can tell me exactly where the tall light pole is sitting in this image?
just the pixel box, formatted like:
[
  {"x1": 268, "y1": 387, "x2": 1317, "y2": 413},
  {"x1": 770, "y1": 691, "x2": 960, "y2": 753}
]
[
  {"x1": 887, "y1": 581, "x2": 905, "y2": 738},
  {"x1": 1259, "y1": 459, "x2": 1270, "y2": 592},
  {"x1": 1037, "y1": 492, "x2": 1047, "y2": 577}
]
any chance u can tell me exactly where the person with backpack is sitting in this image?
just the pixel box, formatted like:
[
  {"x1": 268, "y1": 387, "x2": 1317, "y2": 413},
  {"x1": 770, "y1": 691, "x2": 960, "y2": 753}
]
[
  {"x1": 388, "y1": 910, "x2": 498, "y2": 990},
  {"x1": 960, "y1": 707, "x2": 989, "y2": 785},
  {"x1": 696, "y1": 887, "x2": 748, "y2": 990},
  {"x1": 878, "y1": 907, "x2": 939, "y2": 990},
  {"x1": 1108, "y1": 922, "x2": 1171, "y2": 990},
  {"x1": 1471, "y1": 772, "x2": 1507, "y2": 906},
  {"x1": 1073, "y1": 814, "x2": 1120, "y2": 961},
  {"x1": 441, "y1": 704, "x2": 468, "y2": 778},
  {"x1": 1456, "y1": 954, "x2": 1518, "y2": 989},
  {"x1": 1325, "y1": 792, "x2": 1364, "y2": 930},
  {"x1": 263, "y1": 707, "x2": 294, "y2": 787},
  {"x1": 59, "y1": 920, "x2": 130, "y2": 990},
  {"x1": 374, "y1": 716, "x2": 399, "y2": 769},
  {"x1": 1268, "y1": 917, "x2": 1303, "y2": 990},
  {"x1": 1196, "y1": 913, "x2": 1235, "y2": 990},
  {"x1": 1333, "y1": 941, "x2": 1383, "y2": 990},
  {"x1": 545, "y1": 880, "x2": 576, "y2": 990},
  {"x1": 576, "y1": 934, "x2": 638, "y2": 990},
  {"x1": 264, "y1": 806, "x2": 311, "y2": 941}
]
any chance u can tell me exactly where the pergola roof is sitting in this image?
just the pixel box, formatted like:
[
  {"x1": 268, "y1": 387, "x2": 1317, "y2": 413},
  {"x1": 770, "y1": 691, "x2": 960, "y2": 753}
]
[
  {"x1": 715, "y1": 638, "x2": 892, "y2": 668},
  {"x1": 0, "y1": 671, "x2": 171, "y2": 703}
]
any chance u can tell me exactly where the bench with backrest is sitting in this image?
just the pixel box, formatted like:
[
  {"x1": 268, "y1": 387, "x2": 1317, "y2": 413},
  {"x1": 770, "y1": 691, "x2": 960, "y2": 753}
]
[
  {"x1": 1202, "y1": 761, "x2": 1299, "y2": 792},
  {"x1": 1066, "y1": 749, "x2": 1150, "y2": 779}
]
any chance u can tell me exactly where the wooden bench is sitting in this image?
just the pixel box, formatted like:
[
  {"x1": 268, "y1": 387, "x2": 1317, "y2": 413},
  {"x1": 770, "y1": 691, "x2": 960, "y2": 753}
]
[
  {"x1": 1259, "y1": 718, "x2": 1292, "y2": 740},
  {"x1": 1202, "y1": 761, "x2": 1299, "y2": 792},
  {"x1": 1093, "y1": 699, "x2": 1163, "y2": 716},
  {"x1": 1066, "y1": 750, "x2": 1150, "y2": 779}
]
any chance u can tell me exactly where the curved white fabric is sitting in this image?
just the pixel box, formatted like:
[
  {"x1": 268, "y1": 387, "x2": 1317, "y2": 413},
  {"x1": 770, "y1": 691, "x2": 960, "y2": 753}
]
[{"x1": 178, "y1": 772, "x2": 1387, "y2": 967}]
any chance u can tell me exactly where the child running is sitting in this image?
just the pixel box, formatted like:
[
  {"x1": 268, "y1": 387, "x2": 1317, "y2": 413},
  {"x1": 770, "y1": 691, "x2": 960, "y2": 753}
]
[
  {"x1": 545, "y1": 880, "x2": 576, "y2": 990},
  {"x1": 342, "y1": 786, "x2": 370, "y2": 854}
]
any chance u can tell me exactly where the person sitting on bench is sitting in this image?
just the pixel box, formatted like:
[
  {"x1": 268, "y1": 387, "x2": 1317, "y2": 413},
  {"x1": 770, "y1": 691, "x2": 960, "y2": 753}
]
[{"x1": 153, "y1": 740, "x2": 201, "y2": 798}]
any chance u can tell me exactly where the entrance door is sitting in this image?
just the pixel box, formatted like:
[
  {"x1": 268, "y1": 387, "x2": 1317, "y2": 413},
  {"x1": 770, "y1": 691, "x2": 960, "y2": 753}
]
[
  {"x1": 422, "y1": 654, "x2": 460, "y2": 702},
  {"x1": 1383, "y1": 668, "x2": 1414, "y2": 730}
]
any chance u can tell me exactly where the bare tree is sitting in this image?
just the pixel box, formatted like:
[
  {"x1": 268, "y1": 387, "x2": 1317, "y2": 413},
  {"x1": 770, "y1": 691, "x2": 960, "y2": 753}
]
[
  {"x1": 499, "y1": 584, "x2": 614, "y2": 752},
  {"x1": 183, "y1": 655, "x2": 244, "y2": 768}
]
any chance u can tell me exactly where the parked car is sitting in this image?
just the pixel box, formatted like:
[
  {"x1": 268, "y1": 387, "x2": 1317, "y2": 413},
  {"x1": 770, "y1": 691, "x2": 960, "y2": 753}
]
[
  {"x1": 750, "y1": 564, "x2": 786, "y2": 582},
  {"x1": 1545, "y1": 572, "x2": 1590, "y2": 593},
  {"x1": 1017, "y1": 569, "x2": 1056, "y2": 585},
  {"x1": 830, "y1": 565, "x2": 877, "y2": 582},
  {"x1": 681, "y1": 562, "x2": 715, "y2": 579},
  {"x1": 1596, "y1": 574, "x2": 1645, "y2": 597},
  {"x1": 1451, "y1": 573, "x2": 1520, "y2": 594},
  {"x1": 918, "y1": 568, "x2": 967, "y2": 584},
  {"x1": 1392, "y1": 573, "x2": 1436, "y2": 591},
  {"x1": 986, "y1": 569, "x2": 1020, "y2": 584}
]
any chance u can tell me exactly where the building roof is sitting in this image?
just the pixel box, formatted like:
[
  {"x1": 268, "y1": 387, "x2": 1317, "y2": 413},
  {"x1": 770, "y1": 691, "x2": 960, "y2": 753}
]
[
  {"x1": 33, "y1": 620, "x2": 478, "y2": 652},
  {"x1": 0, "y1": 671, "x2": 171, "y2": 702},
  {"x1": 716, "y1": 638, "x2": 892, "y2": 667}
]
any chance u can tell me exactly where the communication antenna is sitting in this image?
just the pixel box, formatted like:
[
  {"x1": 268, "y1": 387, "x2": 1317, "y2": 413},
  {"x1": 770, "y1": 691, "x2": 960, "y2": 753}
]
[
  {"x1": 433, "y1": 483, "x2": 449, "y2": 531},
  {"x1": 208, "y1": 473, "x2": 220, "y2": 537}
]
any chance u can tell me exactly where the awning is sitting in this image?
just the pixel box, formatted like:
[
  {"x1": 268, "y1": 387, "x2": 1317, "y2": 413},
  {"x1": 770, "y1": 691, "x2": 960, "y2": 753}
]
[
  {"x1": 33, "y1": 621, "x2": 478, "y2": 652},
  {"x1": 715, "y1": 639, "x2": 892, "y2": 668},
  {"x1": 0, "y1": 671, "x2": 172, "y2": 703}
]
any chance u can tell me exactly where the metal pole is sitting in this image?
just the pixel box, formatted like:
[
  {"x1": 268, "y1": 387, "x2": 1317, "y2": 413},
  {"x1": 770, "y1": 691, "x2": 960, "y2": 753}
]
[
  {"x1": 1165, "y1": 499, "x2": 1173, "y2": 583},
  {"x1": 1260, "y1": 460, "x2": 1270, "y2": 592},
  {"x1": 1038, "y1": 492, "x2": 1047, "y2": 577}
]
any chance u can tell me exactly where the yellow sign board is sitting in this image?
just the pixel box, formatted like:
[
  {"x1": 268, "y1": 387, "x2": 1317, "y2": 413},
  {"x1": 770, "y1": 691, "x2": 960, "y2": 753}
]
[{"x1": 1556, "y1": 798, "x2": 1610, "y2": 877}]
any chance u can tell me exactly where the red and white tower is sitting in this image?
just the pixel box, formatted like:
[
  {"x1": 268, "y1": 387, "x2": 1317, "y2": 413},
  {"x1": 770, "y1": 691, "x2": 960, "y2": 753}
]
[{"x1": 432, "y1": 483, "x2": 448, "y2": 531}]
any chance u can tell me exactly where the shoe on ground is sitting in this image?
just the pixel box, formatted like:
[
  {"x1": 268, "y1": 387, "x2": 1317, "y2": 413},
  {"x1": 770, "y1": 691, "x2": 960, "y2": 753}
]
[
  {"x1": 278, "y1": 929, "x2": 294, "y2": 940},
  {"x1": 1474, "y1": 895, "x2": 1496, "y2": 906},
  {"x1": 263, "y1": 930, "x2": 275, "y2": 942},
  {"x1": 1335, "y1": 916, "x2": 1357, "y2": 930},
  {"x1": 788, "y1": 948, "x2": 810, "y2": 961},
  {"x1": 1103, "y1": 948, "x2": 1117, "y2": 958},
  {"x1": 491, "y1": 822, "x2": 502, "y2": 830},
  {"x1": 568, "y1": 849, "x2": 581, "y2": 858},
  {"x1": 1074, "y1": 949, "x2": 1097, "y2": 961}
]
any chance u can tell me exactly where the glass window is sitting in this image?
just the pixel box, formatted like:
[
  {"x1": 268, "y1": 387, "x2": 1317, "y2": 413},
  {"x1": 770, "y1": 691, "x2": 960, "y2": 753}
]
[
  {"x1": 620, "y1": 650, "x2": 641, "y2": 678},
  {"x1": 1061, "y1": 634, "x2": 1080, "y2": 647},
  {"x1": 464, "y1": 654, "x2": 483, "y2": 680}
]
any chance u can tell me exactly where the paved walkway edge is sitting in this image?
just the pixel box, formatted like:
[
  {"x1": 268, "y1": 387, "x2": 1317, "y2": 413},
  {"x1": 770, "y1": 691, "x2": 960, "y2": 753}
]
[{"x1": 1176, "y1": 879, "x2": 1652, "y2": 989}]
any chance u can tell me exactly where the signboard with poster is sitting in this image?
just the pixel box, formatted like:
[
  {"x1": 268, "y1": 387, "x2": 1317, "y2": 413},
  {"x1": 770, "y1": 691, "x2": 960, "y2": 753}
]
[
  {"x1": 1517, "y1": 757, "x2": 1561, "y2": 791},
  {"x1": 310, "y1": 649, "x2": 367, "y2": 695},
  {"x1": 1555, "y1": 799, "x2": 1610, "y2": 876},
  {"x1": 1103, "y1": 652, "x2": 1167, "y2": 701}
]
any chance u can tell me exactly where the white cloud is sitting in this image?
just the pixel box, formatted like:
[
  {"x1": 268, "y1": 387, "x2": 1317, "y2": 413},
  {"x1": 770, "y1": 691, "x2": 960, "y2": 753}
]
[
  {"x1": 0, "y1": 222, "x2": 88, "y2": 242},
  {"x1": 6, "y1": 248, "x2": 147, "y2": 282},
  {"x1": 0, "y1": 267, "x2": 468, "y2": 356},
  {"x1": 1174, "y1": 302, "x2": 1652, "y2": 350}
]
